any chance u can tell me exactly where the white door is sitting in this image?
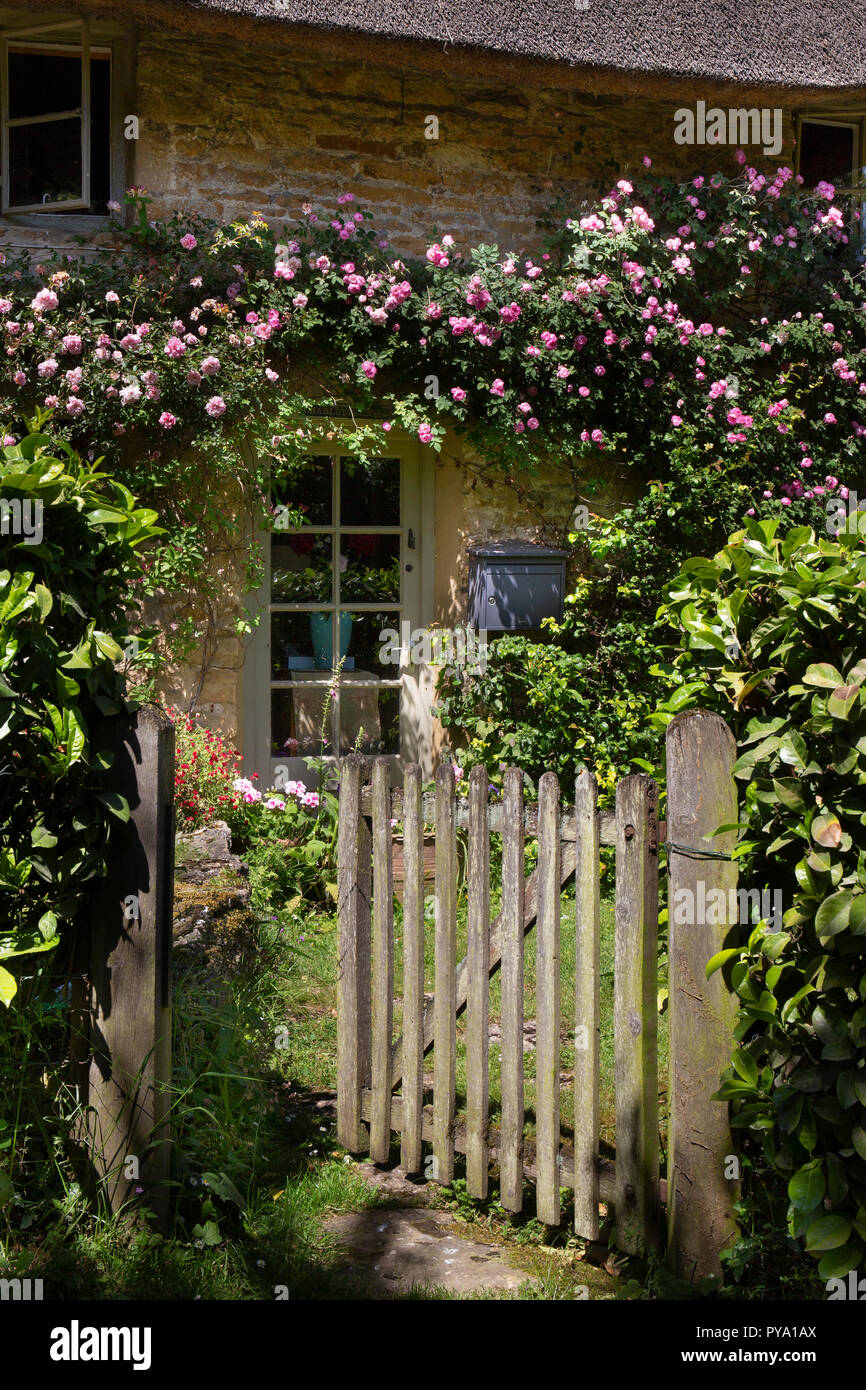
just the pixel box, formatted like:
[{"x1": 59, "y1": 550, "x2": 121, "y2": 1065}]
[{"x1": 242, "y1": 437, "x2": 433, "y2": 789}]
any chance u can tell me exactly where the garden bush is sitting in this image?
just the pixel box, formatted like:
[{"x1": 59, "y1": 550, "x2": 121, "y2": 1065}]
[
  {"x1": 656, "y1": 514, "x2": 866, "y2": 1279},
  {"x1": 0, "y1": 428, "x2": 159, "y2": 1004}
]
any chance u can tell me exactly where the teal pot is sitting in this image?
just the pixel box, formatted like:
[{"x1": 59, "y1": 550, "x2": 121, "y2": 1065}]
[{"x1": 310, "y1": 611, "x2": 353, "y2": 669}]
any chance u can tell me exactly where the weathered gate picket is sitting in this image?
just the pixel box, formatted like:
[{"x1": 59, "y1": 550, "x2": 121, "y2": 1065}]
[{"x1": 336, "y1": 709, "x2": 739, "y2": 1277}]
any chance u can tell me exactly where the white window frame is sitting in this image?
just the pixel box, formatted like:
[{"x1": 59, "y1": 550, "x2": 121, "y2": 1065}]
[{"x1": 0, "y1": 17, "x2": 113, "y2": 214}]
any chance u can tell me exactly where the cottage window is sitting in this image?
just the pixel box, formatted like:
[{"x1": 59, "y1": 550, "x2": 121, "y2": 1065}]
[
  {"x1": 797, "y1": 117, "x2": 861, "y2": 191},
  {"x1": 0, "y1": 18, "x2": 111, "y2": 213}
]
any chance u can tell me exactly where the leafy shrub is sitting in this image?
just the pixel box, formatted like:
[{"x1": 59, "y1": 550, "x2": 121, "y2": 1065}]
[
  {"x1": 656, "y1": 515, "x2": 866, "y2": 1279},
  {"x1": 435, "y1": 632, "x2": 658, "y2": 801},
  {"x1": 225, "y1": 778, "x2": 339, "y2": 911},
  {"x1": 0, "y1": 430, "x2": 159, "y2": 1004}
]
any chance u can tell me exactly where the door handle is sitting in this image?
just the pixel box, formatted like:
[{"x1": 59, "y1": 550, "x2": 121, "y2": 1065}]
[{"x1": 407, "y1": 529, "x2": 416, "y2": 549}]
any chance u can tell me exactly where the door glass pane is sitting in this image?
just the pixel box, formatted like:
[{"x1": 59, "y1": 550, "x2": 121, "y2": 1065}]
[
  {"x1": 340, "y1": 456, "x2": 400, "y2": 525},
  {"x1": 339, "y1": 534, "x2": 400, "y2": 602},
  {"x1": 339, "y1": 686, "x2": 400, "y2": 755},
  {"x1": 276, "y1": 455, "x2": 332, "y2": 524},
  {"x1": 271, "y1": 612, "x2": 321, "y2": 674},
  {"x1": 271, "y1": 532, "x2": 332, "y2": 602},
  {"x1": 271, "y1": 686, "x2": 332, "y2": 758},
  {"x1": 344, "y1": 610, "x2": 403, "y2": 678}
]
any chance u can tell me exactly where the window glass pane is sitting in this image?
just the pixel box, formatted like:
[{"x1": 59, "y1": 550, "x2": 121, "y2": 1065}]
[
  {"x1": 275, "y1": 455, "x2": 332, "y2": 525},
  {"x1": 340, "y1": 456, "x2": 399, "y2": 525},
  {"x1": 9, "y1": 117, "x2": 81, "y2": 207},
  {"x1": 800, "y1": 122, "x2": 855, "y2": 188},
  {"x1": 271, "y1": 687, "x2": 331, "y2": 758},
  {"x1": 9, "y1": 50, "x2": 81, "y2": 119},
  {"x1": 271, "y1": 532, "x2": 332, "y2": 602},
  {"x1": 271, "y1": 611, "x2": 322, "y2": 674},
  {"x1": 343, "y1": 610, "x2": 403, "y2": 678},
  {"x1": 339, "y1": 534, "x2": 400, "y2": 602},
  {"x1": 339, "y1": 685, "x2": 400, "y2": 756}
]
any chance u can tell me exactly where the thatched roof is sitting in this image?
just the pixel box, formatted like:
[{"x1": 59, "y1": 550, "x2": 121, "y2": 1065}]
[
  {"x1": 10, "y1": 1, "x2": 866, "y2": 96},
  {"x1": 150, "y1": 0, "x2": 866, "y2": 91}
]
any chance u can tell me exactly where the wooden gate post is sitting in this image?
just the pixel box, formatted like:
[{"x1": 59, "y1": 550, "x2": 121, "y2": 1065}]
[
  {"x1": 666, "y1": 710, "x2": 740, "y2": 1280},
  {"x1": 336, "y1": 754, "x2": 372, "y2": 1152},
  {"x1": 87, "y1": 704, "x2": 174, "y2": 1227}
]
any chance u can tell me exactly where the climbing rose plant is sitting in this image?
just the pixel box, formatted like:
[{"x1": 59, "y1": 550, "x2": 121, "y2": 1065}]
[{"x1": 0, "y1": 165, "x2": 861, "y2": 673}]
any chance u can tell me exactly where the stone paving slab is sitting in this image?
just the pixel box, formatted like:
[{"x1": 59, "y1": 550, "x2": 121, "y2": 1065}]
[{"x1": 323, "y1": 1207, "x2": 532, "y2": 1295}]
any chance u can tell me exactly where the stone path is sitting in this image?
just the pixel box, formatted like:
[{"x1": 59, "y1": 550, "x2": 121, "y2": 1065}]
[{"x1": 324, "y1": 1205, "x2": 531, "y2": 1295}]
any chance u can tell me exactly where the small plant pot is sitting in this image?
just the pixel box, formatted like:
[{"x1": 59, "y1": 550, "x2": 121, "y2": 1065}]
[{"x1": 391, "y1": 834, "x2": 436, "y2": 903}]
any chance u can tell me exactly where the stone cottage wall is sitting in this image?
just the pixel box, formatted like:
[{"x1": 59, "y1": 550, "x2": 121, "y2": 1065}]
[{"x1": 132, "y1": 28, "x2": 803, "y2": 258}]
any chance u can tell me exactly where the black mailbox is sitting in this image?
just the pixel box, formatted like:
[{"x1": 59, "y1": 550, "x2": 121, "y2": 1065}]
[{"x1": 468, "y1": 542, "x2": 568, "y2": 632}]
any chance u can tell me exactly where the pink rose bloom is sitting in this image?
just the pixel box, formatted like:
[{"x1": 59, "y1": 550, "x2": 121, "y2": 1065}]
[
  {"x1": 180, "y1": 233, "x2": 198, "y2": 250},
  {"x1": 12, "y1": 370, "x2": 25, "y2": 386},
  {"x1": 187, "y1": 369, "x2": 202, "y2": 386},
  {"x1": 31, "y1": 288, "x2": 58, "y2": 312},
  {"x1": 66, "y1": 396, "x2": 85, "y2": 417},
  {"x1": 382, "y1": 421, "x2": 392, "y2": 431},
  {"x1": 642, "y1": 156, "x2": 652, "y2": 168},
  {"x1": 418, "y1": 422, "x2": 433, "y2": 443},
  {"x1": 513, "y1": 420, "x2": 525, "y2": 433},
  {"x1": 265, "y1": 367, "x2": 279, "y2": 383},
  {"x1": 105, "y1": 291, "x2": 120, "y2": 304},
  {"x1": 205, "y1": 395, "x2": 226, "y2": 418},
  {"x1": 159, "y1": 411, "x2": 177, "y2": 429},
  {"x1": 671, "y1": 415, "x2": 683, "y2": 427},
  {"x1": 315, "y1": 255, "x2": 331, "y2": 272},
  {"x1": 37, "y1": 358, "x2": 58, "y2": 379},
  {"x1": 490, "y1": 378, "x2": 505, "y2": 396},
  {"x1": 527, "y1": 417, "x2": 540, "y2": 430},
  {"x1": 164, "y1": 336, "x2": 186, "y2": 359},
  {"x1": 293, "y1": 293, "x2": 308, "y2": 309},
  {"x1": 62, "y1": 334, "x2": 82, "y2": 354},
  {"x1": 578, "y1": 386, "x2": 590, "y2": 398},
  {"x1": 200, "y1": 356, "x2": 220, "y2": 376},
  {"x1": 361, "y1": 360, "x2": 377, "y2": 379},
  {"x1": 451, "y1": 387, "x2": 467, "y2": 401}
]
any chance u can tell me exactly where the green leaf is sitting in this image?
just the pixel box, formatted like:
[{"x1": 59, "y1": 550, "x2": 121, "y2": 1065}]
[
  {"x1": 803, "y1": 662, "x2": 845, "y2": 688},
  {"x1": 805, "y1": 1214, "x2": 852, "y2": 1253},
  {"x1": 96, "y1": 792, "x2": 130, "y2": 822},
  {"x1": 0, "y1": 965, "x2": 16, "y2": 1007},
  {"x1": 828, "y1": 684, "x2": 860, "y2": 720},
  {"x1": 788, "y1": 1164, "x2": 825, "y2": 1211},
  {"x1": 705, "y1": 948, "x2": 742, "y2": 978},
  {"x1": 817, "y1": 1241, "x2": 862, "y2": 1280},
  {"x1": 812, "y1": 812, "x2": 842, "y2": 848},
  {"x1": 732, "y1": 1049, "x2": 759, "y2": 1086},
  {"x1": 815, "y1": 890, "x2": 852, "y2": 943}
]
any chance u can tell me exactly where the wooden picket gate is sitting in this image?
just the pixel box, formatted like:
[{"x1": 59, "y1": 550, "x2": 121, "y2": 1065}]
[{"x1": 336, "y1": 709, "x2": 741, "y2": 1278}]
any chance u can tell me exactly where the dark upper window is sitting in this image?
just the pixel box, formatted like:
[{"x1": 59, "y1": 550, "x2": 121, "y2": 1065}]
[
  {"x1": 1, "y1": 20, "x2": 111, "y2": 214},
  {"x1": 798, "y1": 118, "x2": 859, "y2": 190}
]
